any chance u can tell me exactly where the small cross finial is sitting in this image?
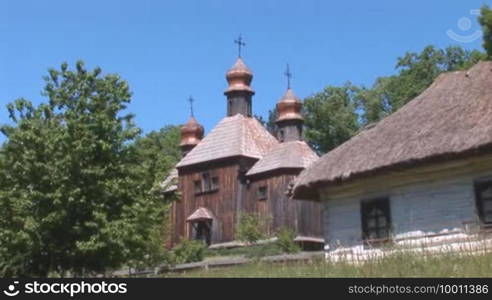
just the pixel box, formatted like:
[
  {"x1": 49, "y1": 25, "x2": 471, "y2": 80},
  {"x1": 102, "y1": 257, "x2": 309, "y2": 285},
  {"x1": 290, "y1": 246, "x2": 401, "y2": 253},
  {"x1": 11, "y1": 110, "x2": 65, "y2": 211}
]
[
  {"x1": 188, "y1": 96, "x2": 194, "y2": 117},
  {"x1": 234, "y1": 34, "x2": 246, "y2": 58},
  {"x1": 284, "y1": 63, "x2": 292, "y2": 89}
]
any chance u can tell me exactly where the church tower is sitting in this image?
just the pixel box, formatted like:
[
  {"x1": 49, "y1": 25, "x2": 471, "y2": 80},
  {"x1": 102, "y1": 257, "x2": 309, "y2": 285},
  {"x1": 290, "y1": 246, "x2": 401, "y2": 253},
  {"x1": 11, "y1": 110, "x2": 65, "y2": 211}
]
[
  {"x1": 224, "y1": 35, "x2": 254, "y2": 117},
  {"x1": 180, "y1": 97, "x2": 204, "y2": 156},
  {"x1": 275, "y1": 65, "x2": 304, "y2": 142}
]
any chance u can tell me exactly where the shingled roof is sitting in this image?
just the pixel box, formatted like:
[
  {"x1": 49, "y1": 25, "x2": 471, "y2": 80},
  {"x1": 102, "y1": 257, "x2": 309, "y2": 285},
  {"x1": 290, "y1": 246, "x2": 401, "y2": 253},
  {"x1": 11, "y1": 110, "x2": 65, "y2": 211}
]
[
  {"x1": 186, "y1": 207, "x2": 214, "y2": 222},
  {"x1": 176, "y1": 114, "x2": 278, "y2": 168},
  {"x1": 246, "y1": 141, "x2": 319, "y2": 177},
  {"x1": 293, "y1": 61, "x2": 492, "y2": 200}
]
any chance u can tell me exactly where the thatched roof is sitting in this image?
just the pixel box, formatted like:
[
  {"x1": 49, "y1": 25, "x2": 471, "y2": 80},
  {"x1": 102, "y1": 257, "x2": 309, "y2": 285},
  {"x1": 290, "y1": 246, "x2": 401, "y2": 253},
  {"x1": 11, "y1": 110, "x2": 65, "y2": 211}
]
[
  {"x1": 176, "y1": 114, "x2": 278, "y2": 168},
  {"x1": 293, "y1": 61, "x2": 492, "y2": 200},
  {"x1": 246, "y1": 141, "x2": 318, "y2": 177}
]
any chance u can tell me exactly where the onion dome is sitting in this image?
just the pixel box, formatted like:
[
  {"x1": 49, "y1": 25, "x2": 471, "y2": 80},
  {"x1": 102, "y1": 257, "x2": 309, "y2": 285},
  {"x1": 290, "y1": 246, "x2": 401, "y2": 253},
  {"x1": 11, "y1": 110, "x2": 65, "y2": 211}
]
[
  {"x1": 224, "y1": 58, "x2": 255, "y2": 94},
  {"x1": 276, "y1": 89, "x2": 303, "y2": 122},
  {"x1": 180, "y1": 116, "x2": 204, "y2": 149}
]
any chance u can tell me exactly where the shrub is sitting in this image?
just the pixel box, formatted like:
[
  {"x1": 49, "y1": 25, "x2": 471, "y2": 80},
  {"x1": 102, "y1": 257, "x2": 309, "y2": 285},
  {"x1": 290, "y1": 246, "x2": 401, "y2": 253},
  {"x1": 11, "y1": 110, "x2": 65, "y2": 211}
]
[
  {"x1": 275, "y1": 227, "x2": 301, "y2": 254},
  {"x1": 172, "y1": 240, "x2": 206, "y2": 264},
  {"x1": 235, "y1": 213, "x2": 271, "y2": 245}
]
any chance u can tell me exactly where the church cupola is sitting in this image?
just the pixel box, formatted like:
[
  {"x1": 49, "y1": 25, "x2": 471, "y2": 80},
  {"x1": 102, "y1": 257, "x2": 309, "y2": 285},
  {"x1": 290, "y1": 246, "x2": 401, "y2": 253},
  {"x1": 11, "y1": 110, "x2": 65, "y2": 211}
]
[
  {"x1": 275, "y1": 64, "x2": 304, "y2": 142},
  {"x1": 224, "y1": 35, "x2": 254, "y2": 117},
  {"x1": 180, "y1": 97, "x2": 204, "y2": 156}
]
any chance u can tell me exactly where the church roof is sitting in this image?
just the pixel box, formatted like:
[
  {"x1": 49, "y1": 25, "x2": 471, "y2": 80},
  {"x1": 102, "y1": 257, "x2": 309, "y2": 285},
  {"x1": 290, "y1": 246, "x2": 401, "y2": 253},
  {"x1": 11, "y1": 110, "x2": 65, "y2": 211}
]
[
  {"x1": 246, "y1": 141, "x2": 319, "y2": 177},
  {"x1": 176, "y1": 114, "x2": 278, "y2": 168},
  {"x1": 293, "y1": 61, "x2": 492, "y2": 200}
]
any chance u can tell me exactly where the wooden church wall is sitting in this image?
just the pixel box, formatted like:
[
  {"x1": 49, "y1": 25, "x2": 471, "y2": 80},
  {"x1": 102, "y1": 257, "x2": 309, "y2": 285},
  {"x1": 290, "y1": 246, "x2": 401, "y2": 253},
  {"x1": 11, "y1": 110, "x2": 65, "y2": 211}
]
[
  {"x1": 173, "y1": 161, "x2": 241, "y2": 245},
  {"x1": 245, "y1": 173, "x2": 323, "y2": 238}
]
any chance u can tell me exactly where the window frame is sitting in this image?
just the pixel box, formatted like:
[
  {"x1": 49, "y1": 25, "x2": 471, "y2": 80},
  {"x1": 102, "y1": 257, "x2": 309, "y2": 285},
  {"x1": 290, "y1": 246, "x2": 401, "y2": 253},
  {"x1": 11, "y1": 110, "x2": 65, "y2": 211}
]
[
  {"x1": 360, "y1": 197, "x2": 392, "y2": 247},
  {"x1": 474, "y1": 179, "x2": 492, "y2": 225},
  {"x1": 258, "y1": 186, "x2": 268, "y2": 201},
  {"x1": 278, "y1": 129, "x2": 285, "y2": 142},
  {"x1": 211, "y1": 176, "x2": 219, "y2": 191},
  {"x1": 202, "y1": 172, "x2": 211, "y2": 192},
  {"x1": 194, "y1": 180, "x2": 202, "y2": 194},
  {"x1": 194, "y1": 171, "x2": 219, "y2": 195}
]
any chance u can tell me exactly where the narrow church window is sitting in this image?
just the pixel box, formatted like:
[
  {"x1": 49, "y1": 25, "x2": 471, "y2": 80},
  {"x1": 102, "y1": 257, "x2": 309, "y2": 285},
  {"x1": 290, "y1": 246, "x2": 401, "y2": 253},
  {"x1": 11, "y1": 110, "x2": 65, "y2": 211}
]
[
  {"x1": 474, "y1": 180, "x2": 492, "y2": 225},
  {"x1": 258, "y1": 186, "x2": 268, "y2": 200},
  {"x1": 279, "y1": 130, "x2": 285, "y2": 142},
  {"x1": 211, "y1": 176, "x2": 219, "y2": 191},
  {"x1": 360, "y1": 197, "x2": 391, "y2": 246},
  {"x1": 194, "y1": 180, "x2": 202, "y2": 194},
  {"x1": 228, "y1": 99, "x2": 232, "y2": 115},
  {"x1": 202, "y1": 172, "x2": 211, "y2": 192}
]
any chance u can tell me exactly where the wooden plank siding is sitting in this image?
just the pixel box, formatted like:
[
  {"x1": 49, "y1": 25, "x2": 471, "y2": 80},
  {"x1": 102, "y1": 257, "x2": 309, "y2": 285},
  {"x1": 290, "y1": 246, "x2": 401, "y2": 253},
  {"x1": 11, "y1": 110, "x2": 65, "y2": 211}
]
[
  {"x1": 246, "y1": 174, "x2": 323, "y2": 238},
  {"x1": 173, "y1": 162, "x2": 240, "y2": 245},
  {"x1": 171, "y1": 159, "x2": 323, "y2": 246}
]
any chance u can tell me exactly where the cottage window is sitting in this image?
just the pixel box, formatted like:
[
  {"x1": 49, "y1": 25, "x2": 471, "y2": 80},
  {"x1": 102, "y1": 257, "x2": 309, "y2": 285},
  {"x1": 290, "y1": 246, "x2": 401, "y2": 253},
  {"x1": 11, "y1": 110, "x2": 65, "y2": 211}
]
[
  {"x1": 361, "y1": 198, "x2": 391, "y2": 245},
  {"x1": 258, "y1": 186, "x2": 268, "y2": 200},
  {"x1": 474, "y1": 180, "x2": 492, "y2": 224}
]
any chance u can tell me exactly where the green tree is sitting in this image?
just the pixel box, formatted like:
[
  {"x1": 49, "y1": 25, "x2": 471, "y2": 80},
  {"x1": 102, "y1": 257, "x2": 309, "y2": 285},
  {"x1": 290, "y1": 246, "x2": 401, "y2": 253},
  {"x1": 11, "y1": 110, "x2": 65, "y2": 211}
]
[
  {"x1": 479, "y1": 5, "x2": 492, "y2": 59},
  {"x1": 0, "y1": 61, "x2": 167, "y2": 276},
  {"x1": 133, "y1": 126, "x2": 181, "y2": 191},
  {"x1": 303, "y1": 83, "x2": 361, "y2": 154},
  {"x1": 130, "y1": 126, "x2": 181, "y2": 265},
  {"x1": 359, "y1": 45, "x2": 484, "y2": 124},
  {"x1": 265, "y1": 108, "x2": 278, "y2": 137}
]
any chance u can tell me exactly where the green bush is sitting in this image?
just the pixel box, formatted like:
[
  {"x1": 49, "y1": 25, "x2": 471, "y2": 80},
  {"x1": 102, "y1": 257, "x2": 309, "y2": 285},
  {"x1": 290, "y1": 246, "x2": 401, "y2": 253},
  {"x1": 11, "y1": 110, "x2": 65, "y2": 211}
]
[
  {"x1": 172, "y1": 240, "x2": 206, "y2": 264},
  {"x1": 235, "y1": 213, "x2": 271, "y2": 245},
  {"x1": 275, "y1": 227, "x2": 301, "y2": 254}
]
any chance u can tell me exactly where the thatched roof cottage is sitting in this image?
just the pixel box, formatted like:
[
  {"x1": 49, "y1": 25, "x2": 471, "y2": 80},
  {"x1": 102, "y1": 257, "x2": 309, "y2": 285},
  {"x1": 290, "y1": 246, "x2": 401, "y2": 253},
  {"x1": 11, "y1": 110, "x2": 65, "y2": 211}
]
[{"x1": 292, "y1": 61, "x2": 492, "y2": 259}]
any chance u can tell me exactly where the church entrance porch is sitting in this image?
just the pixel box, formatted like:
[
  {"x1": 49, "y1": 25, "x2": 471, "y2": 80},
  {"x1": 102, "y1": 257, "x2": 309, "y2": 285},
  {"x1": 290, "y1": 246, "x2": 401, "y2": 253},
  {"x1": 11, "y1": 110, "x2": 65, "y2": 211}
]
[
  {"x1": 191, "y1": 220, "x2": 212, "y2": 245},
  {"x1": 186, "y1": 207, "x2": 214, "y2": 246}
]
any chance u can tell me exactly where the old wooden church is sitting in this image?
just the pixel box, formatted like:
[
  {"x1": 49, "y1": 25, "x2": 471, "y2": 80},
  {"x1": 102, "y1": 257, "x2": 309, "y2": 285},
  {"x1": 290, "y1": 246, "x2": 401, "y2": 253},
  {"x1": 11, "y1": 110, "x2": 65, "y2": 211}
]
[{"x1": 162, "y1": 54, "x2": 323, "y2": 248}]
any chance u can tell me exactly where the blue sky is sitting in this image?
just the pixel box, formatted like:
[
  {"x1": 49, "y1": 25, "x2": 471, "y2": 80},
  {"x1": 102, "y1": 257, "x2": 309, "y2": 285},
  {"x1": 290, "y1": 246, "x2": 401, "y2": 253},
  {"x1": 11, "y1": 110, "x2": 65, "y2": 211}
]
[{"x1": 1, "y1": 0, "x2": 490, "y2": 142}]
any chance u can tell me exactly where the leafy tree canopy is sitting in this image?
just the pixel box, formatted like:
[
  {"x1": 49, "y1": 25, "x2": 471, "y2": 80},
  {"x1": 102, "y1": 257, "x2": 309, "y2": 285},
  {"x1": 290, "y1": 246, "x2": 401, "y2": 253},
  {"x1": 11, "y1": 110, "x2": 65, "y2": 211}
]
[
  {"x1": 479, "y1": 5, "x2": 492, "y2": 59},
  {"x1": 0, "y1": 61, "x2": 173, "y2": 276}
]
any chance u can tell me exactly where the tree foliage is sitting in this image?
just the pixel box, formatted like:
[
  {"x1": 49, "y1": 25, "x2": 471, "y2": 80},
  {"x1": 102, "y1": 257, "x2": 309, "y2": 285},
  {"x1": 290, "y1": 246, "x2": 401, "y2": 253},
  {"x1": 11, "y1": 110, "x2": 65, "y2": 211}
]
[
  {"x1": 359, "y1": 46, "x2": 485, "y2": 124},
  {"x1": 479, "y1": 5, "x2": 492, "y2": 59},
  {"x1": 132, "y1": 126, "x2": 181, "y2": 191},
  {"x1": 0, "y1": 61, "x2": 171, "y2": 276},
  {"x1": 303, "y1": 83, "x2": 361, "y2": 154}
]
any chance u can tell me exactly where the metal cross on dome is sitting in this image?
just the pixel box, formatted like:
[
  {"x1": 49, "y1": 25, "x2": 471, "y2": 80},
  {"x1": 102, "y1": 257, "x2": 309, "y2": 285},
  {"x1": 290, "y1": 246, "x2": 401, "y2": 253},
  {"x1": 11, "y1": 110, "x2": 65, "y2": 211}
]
[
  {"x1": 234, "y1": 34, "x2": 246, "y2": 58},
  {"x1": 188, "y1": 96, "x2": 195, "y2": 117},
  {"x1": 284, "y1": 63, "x2": 292, "y2": 89}
]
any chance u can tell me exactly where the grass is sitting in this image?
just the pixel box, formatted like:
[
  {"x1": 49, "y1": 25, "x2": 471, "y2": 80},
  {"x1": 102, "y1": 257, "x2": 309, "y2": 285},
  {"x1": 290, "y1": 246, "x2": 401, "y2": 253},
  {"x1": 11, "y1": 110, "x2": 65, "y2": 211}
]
[{"x1": 164, "y1": 250, "x2": 492, "y2": 277}]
